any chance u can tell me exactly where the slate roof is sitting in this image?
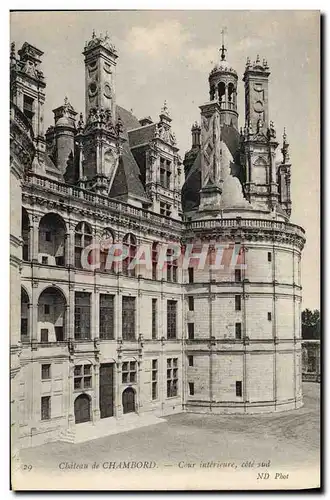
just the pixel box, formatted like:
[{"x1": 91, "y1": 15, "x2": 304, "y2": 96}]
[{"x1": 111, "y1": 105, "x2": 150, "y2": 203}]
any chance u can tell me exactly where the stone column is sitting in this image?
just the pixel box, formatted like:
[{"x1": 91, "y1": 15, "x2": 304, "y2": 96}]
[
  {"x1": 115, "y1": 359, "x2": 123, "y2": 418},
  {"x1": 30, "y1": 214, "x2": 40, "y2": 262},
  {"x1": 65, "y1": 222, "x2": 75, "y2": 268},
  {"x1": 93, "y1": 363, "x2": 100, "y2": 422},
  {"x1": 68, "y1": 284, "x2": 75, "y2": 340},
  {"x1": 92, "y1": 288, "x2": 100, "y2": 340},
  {"x1": 68, "y1": 362, "x2": 75, "y2": 428},
  {"x1": 31, "y1": 280, "x2": 39, "y2": 347}
]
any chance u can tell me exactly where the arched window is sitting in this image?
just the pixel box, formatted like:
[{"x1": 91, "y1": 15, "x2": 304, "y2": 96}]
[
  {"x1": 22, "y1": 208, "x2": 30, "y2": 261},
  {"x1": 38, "y1": 287, "x2": 67, "y2": 343},
  {"x1": 152, "y1": 242, "x2": 159, "y2": 280},
  {"x1": 39, "y1": 213, "x2": 66, "y2": 266},
  {"x1": 21, "y1": 287, "x2": 29, "y2": 341},
  {"x1": 100, "y1": 228, "x2": 115, "y2": 273},
  {"x1": 75, "y1": 222, "x2": 93, "y2": 269},
  {"x1": 218, "y1": 82, "x2": 226, "y2": 104},
  {"x1": 122, "y1": 233, "x2": 136, "y2": 277}
]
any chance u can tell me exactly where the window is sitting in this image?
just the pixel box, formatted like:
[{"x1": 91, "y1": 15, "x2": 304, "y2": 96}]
[
  {"x1": 235, "y1": 295, "x2": 242, "y2": 311},
  {"x1": 41, "y1": 396, "x2": 50, "y2": 420},
  {"x1": 160, "y1": 202, "x2": 171, "y2": 217},
  {"x1": 151, "y1": 359, "x2": 158, "y2": 400},
  {"x1": 122, "y1": 233, "x2": 136, "y2": 277},
  {"x1": 167, "y1": 300, "x2": 177, "y2": 339},
  {"x1": 99, "y1": 294, "x2": 114, "y2": 340},
  {"x1": 74, "y1": 364, "x2": 92, "y2": 390},
  {"x1": 41, "y1": 364, "x2": 51, "y2": 380},
  {"x1": 55, "y1": 326, "x2": 64, "y2": 341},
  {"x1": 160, "y1": 158, "x2": 171, "y2": 189},
  {"x1": 235, "y1": 269, "x2": 242, "y2": 282},
  {"x1": 42, "y1": 256, "x2": 48, "y2": 265},
  {"x1": 268, "y1": 252, "x2": 272, "y2": 262},
  {"x1": 189, "y1": 382, "x2": 195, "y2": 396},
  {"x1": 44, "y1": 304, "x2": 50, "y2": 315},
  {"x1": 188, "y1": 355, "x2": 194, "y2": 367},
  {"x1": 55, "y1": 256, "x2": 65, "y2": 266},
  {"x1": 152, "y1": 298, "x2": 157, "y2": 339},
  {"x1": 167, "y1": 358, "x2": 178, "y2": 397},
  {"x1": 75, "y1": 222, "x2": 93, "y2": 269},
  {"x1": 188, "y1": 267, "x2": 194, "y2": 283},
  {"x1": 188, "y1": 323, "x2": 195, "y2": 340},
  {"x1": 45, "y1": 231, "x2": 51, "y2": 242},
  {"x1": 166, "y1": 248, "x2": 178, "y2": 283},
  {"x1": 188, "y1": 296, "x2": 194, "y2": 311},
  {"x1": 74, "y1": 292, "x2": 91, "y2": 340},
  {"x1": 268, "y1": 312, "x2": 272, "y2": 321},
  {"x1": 122, "y1": 361, "x2": 137, "y2": 383},
  {"x1": 236, "y1": 381, "x2": 242, "y2": 397},
  {"x1": 23, "y1": 95, "x2": 34, "y2": 123},
  {"x1": 40, "y1": 328, "x2": 48, "y2": 343},
  {"x1": 235, "y1": 322, "x2": 242, "y2": 339},
  {"x1": 122, "y1": 296, "x2": 136, "y2": 340},
  {"x1": 152, "y1": 242, "x2": 158, "y2": 280}
]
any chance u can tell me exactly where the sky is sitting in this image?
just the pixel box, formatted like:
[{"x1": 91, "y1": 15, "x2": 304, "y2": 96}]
[{"x1": 10, "y1": 10, "x2": 320, "y2": 309}]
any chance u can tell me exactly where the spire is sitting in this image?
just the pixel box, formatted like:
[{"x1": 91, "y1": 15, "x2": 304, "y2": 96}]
[{"x1": 220, "y1": 27, "x2": 227, "y2": 61}]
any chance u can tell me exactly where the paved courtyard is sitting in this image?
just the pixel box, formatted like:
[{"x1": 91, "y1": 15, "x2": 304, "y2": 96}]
[{"x1": 17, "y1": 383, "x2": 320, "y2": 489}]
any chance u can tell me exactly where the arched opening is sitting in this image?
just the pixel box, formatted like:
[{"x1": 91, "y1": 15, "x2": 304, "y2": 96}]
[
  {"x1": 38, "y1": 286, "x2": 66, "y2": 343},
  {"x1": 38, "y1": 213, "x2": 66, "y2": 266},
  {"x1": 122, "y1": 233, "x2": 136, "y2": 277},
  {"x1": 122, "y1": 387, "x2": 136, "y2": 414},
  {"x1": 75, "y1": 221, "x2": 93, "y2": 269},
  {"x1": 22, "y1": 208, "x2": 30, "y2": 262},
  {"x1": 100, "y1": 228, "x2": 115, "y2": 273},
  {"x1": 152, "y1": 242, "x2": 159, "y2": 280},
  {"x1": 21, "y1": 287, "x2": 29, "y2": 341},
  {"x1": 209, "y1": 84, "x2": 215, "y2": 101},
  {"x1": 218, "y1": 81, "x2": 226, "y2": 106},
  {"x1": 74, "y1": 393, "x2": 91, "y2": 424},
  {"x1": 228, "y1": 82, "x2": 235, "y2": 102}
]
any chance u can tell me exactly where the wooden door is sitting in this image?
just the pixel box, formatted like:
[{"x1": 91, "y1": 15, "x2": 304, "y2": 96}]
[
  {"x1": 122, "y1": 387, "x2": 135, "y2": 414},
  {"x1": 74, "y1": 394, "x2": 91, "y2": 424},
  {"x1": 99, "y1": 363, "x2": 114, "y2": 419}
]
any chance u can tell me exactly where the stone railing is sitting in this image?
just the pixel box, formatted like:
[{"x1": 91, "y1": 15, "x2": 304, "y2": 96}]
[
  {"x1": 24, "y1": 173, "x2": 184, "y2": 231},
  {"x1": 185, "y1": 217, "x2": 305, "y2": 239}
]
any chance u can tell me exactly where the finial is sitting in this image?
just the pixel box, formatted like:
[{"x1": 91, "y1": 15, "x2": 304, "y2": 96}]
[
  {"x1": 64, "y1": 96, "x2": 69, "y2": 105},
  {"x1": 281, "y1": 127, "x2": 290, "y2": 162},
  {"x1": 283, "y1": 127, "x2": 287, "y2": 142},
  {"x1": 246, "y1": 56, "x2": 251, "y2": 67},
  {"x1": 105, "y1": 31, "x2": 109, "y2": 39},
  {"x1": 161, "y1": 100, "x2": 169, "y2": 115},
  {"x1": 256, "y1": 54, "x2": 260, "y2": 63},
  {"x1": 220, "y1": 27, "x2": 227, "y2": 61},
  {"x1": 92, "y1": 29, "x2": 96, "y2": 39}
]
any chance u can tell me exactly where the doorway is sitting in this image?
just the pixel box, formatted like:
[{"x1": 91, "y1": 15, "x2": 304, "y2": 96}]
[
  {"x1": 74, "y1": 394, "x2": 91, "y2": 424},
  {"x1": 122, "y1": 387, "x2": 136, "y2": 414}
]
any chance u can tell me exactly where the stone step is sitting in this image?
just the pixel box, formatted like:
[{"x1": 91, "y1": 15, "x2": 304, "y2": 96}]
[{"x1": 71, "y1": 413, "x2": 165, "y2": 444}]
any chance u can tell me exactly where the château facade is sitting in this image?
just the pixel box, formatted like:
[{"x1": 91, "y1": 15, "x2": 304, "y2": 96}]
[{"x1": 10, "y1": 32, "x2": 305, "y2": 450}]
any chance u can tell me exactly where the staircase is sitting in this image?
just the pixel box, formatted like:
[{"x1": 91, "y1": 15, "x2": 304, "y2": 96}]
[{"x1": 57, "y1": 413, "x2": 165, "y2": 444}]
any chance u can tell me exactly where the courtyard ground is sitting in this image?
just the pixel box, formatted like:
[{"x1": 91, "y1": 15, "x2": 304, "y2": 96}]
[{"x1": 16, "y1": 383, "x2": 320, "y2": 490}]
